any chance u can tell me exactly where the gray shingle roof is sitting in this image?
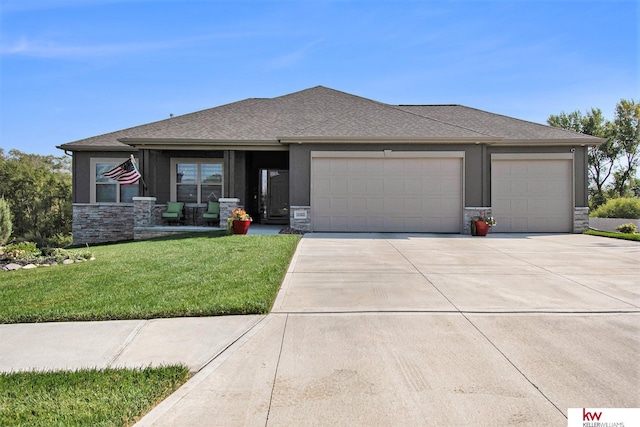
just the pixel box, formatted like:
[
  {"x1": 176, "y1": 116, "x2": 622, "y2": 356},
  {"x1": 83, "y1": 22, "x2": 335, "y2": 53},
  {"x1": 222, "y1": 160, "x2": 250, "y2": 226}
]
[{"x1": 58, "y1": 86, "x2": 602, "y2": 151}]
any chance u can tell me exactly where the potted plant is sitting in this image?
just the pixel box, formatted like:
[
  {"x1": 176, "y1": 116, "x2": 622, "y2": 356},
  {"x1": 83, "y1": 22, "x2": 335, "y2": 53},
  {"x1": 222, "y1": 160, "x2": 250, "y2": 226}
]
[
  {"x1": 471, "y1": 215, "x2": 496, "y2": 236},
  {"x1": 227, "y1": 208, "x2": 252, "y2": 235}
]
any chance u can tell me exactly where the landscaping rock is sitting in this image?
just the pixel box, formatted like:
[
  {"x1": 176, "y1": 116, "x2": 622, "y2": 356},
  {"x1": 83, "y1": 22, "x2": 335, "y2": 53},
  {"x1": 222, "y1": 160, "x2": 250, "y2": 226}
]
[
  {"x1": 62, "y1": 259, "x2": 75, "y2": 265},
  {"x1": 3, "y1": 263, "x2": 22, "y2": 271},
  {"x1": 22, "y1": 264, "x2": 37, "y2": 269}
]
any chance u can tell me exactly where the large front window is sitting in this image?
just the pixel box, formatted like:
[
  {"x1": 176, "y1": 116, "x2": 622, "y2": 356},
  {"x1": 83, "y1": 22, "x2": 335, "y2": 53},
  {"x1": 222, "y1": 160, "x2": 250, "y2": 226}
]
[
  {"x1": 172, "y1": 160, "x2": 223, "y2": 203},
  {"x1": 91, "y1": 159, "x2": 139, "y2": 203}
]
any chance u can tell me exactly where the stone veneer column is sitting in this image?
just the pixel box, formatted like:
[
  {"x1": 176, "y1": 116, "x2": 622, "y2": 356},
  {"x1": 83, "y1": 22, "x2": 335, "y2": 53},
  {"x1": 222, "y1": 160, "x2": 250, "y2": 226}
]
[
  {"x1": 463, "y1": 207, "x2": 492, "y2": 234},
  {"x1": 133, "y1": 197, "x2": 156, "y2": 228},
  {"x1": 574, "y1": 207, "x2": 590, "y2": 233},
  {"x1": 219, "y1": 198, "x2": 240, "y2": 227},
  {"x1": 289, "y1": 206, "x2": 311, "y2": 232}
]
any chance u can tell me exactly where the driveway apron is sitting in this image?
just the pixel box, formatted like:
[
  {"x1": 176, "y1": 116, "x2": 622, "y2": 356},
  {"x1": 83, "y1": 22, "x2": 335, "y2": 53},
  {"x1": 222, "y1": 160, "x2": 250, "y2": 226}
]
[{"x1": 137, "y1": 233, "x2": 639, "y2": 426}]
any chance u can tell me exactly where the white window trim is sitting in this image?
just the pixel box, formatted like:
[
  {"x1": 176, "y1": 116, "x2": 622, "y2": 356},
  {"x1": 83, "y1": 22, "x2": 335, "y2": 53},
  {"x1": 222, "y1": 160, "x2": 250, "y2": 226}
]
[
  {"x1": 170, "y1": 158, "x2": 224, "y2": 203},
  {"x1": 90, "y1": 157, "x2": 139, "y2": 203}
]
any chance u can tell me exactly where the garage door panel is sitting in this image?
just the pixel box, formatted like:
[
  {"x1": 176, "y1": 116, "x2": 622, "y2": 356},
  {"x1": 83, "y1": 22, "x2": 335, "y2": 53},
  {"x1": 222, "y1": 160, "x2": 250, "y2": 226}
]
[
  {"x1": 347, "y1": 159, "x2": 367, "y2": 174},
  {"x1": 348, "y1": 179, "x2": 367, "y2": 194},
  {"x1": 366, "y1": 159, "x2": 384, "y2": 173},
  {"x1": 440, "y1": 197, "x2": 463, "y2": 213},
  {"x1": 441, "y1": 178, "x2": 461, "y2": 193},
  {"x1": 331, "y1": 198, "x2": 348, "y2": 214},
  {"x1": 367, "y1": 198, "x2": 384, "y2": 212},
  {"x1": 313, "y1": 156, "x2": 462, "y2": 232},
  {"x1": 331, "y1": 178, "x2": 348, "y2": 195},
  {"x1": 349, "y1": 198, "x2": 367, "y2": 212},
  {"x1": 492, "y1": 159, "x2": 572, "y2": 233},
  {"x1": 405, "y1": 180, "x2": 422, "y2": 194},
  {"x1": 405, "y1": 198, "x2": 423, "y2": 213},
  {"x1": 384, "y1": 179, "x2": 405, "y2": 194},
  {"x1": 385, "y1": 198, "x2": 405, "y2": 214}
]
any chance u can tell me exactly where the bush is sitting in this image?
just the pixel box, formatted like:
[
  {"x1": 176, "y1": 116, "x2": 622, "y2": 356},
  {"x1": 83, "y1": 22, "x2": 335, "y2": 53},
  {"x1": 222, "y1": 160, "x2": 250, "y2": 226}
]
[
  {"x1": 0, "y1": 198, "x2": 11, "y2": 245},
  {"x1": 590, "y1": 198, "x2": 640, "y2": 219},
  {"x1": 616, "y1": 223, "x2": 638, "y2": 234},
  {"x1": 2, "y1": 242, "x2": 40, "y2": 261}
]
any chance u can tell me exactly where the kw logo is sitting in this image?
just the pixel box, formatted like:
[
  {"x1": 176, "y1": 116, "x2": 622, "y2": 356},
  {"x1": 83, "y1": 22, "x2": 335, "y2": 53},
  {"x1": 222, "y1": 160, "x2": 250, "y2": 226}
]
[{"x1": 583, "y1": 408, "x2": 603, "y2": 421}]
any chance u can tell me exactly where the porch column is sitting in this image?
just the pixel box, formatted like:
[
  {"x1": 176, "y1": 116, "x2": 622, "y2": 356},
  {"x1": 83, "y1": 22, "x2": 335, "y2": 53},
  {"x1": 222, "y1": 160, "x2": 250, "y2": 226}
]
[
  {"x1": 219, "y1": 198, "x2": 240, "y2": 227},
  {"x1": 133, "y1": 197, "x2": 156, "y2": 228}
]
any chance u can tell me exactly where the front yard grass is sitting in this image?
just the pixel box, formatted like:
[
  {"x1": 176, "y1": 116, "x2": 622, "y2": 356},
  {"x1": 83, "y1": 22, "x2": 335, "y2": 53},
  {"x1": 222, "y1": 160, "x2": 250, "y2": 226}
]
[
  {"x1": 0, "y1": 233, "x2": 300, "y2": 323},
  {"x1": 0, "y1": 365, "x2": 189, "y2": 427},
  {"x1": 584, "y1": 229, "x2": 640, "y2": 242}
]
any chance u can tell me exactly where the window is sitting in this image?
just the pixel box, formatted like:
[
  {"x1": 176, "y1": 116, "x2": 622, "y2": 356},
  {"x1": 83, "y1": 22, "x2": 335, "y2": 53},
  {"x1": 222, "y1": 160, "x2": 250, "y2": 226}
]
[
  {"x1": 91, "y1": 158, "x2": 140, "y2": 203},
  {"x1": 171, "y1": 159, "x2": 223, "y2": 203}
]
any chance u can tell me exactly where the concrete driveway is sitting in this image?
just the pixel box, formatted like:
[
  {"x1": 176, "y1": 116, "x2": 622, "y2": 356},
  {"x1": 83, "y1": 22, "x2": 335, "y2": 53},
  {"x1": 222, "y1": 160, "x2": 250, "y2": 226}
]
[{"x1": 137, "y1": 233, "x2": 639, "y2": 426}]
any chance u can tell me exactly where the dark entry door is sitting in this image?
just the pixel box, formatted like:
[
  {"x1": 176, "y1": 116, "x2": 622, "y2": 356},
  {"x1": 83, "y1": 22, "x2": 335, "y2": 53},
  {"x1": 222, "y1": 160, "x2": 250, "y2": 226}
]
[{"x1": 260, "y1": 169, "x2": 289, "y2": 223}]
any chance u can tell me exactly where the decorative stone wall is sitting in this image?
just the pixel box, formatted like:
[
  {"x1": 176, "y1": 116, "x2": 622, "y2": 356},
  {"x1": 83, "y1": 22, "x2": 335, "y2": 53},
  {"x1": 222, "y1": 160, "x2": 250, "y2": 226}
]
[
  {"x1": 133, "y1": 197, "x2": 156, "y2": 227},
  {"x1": 574, "y1": 207, "x2": 590, "y2": 233},
  {"x1": 290, "y1": 206, "x2": 311, "y2": 232},
  {"x1": 463, "y1": 207, "x2": 492, "y2": 235},
  {"x1": 72, "y1": 203, "x2": 135, "y2": 245},
  {"x1": 219, "y1": 198, "x2": 240, "y2": 226}
]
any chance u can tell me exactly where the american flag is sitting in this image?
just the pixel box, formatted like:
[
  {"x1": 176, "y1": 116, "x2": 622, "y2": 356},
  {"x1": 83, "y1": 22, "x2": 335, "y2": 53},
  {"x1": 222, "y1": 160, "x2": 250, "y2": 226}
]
[{"x1": 103, "y1": 158, "x2": 141, "y2": 185}]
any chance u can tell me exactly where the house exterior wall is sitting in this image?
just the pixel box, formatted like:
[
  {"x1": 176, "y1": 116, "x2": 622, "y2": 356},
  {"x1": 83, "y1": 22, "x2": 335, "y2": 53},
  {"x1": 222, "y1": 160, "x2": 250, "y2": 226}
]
[
  {"x1": 72, "y1": 151, "x2": 138, "y2": 203},
  {"x1": 289, "y1": 143, "x2": 588, "y2": 233}
]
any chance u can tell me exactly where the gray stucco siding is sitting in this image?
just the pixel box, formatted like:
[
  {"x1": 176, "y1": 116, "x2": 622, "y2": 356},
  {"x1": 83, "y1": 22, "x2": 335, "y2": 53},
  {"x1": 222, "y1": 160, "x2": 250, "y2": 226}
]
[{"x1": 72, "y1": 151, "x2": 139, "y2": 203}]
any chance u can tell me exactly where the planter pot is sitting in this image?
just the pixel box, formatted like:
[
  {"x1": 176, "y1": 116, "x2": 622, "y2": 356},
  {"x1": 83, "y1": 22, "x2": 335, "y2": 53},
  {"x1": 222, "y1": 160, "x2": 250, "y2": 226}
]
[
  {"x1": 473, "y1": 220, "x2": 489, "y2": 236},
  {"x1": 232, "y1": 219, "x2": 251, "y2": 235}
]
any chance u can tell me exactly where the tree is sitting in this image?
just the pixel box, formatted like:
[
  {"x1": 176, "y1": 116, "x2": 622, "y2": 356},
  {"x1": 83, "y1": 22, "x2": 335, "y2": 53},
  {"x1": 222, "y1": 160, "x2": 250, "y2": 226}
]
[
  {"x1": 0, "y1": 197, "x2": 12, "y2": 245},
  {"x1": 548, "y1": 108, "x2": 616, "y2": 207},
  {"x1": 0, "y1": 149, "x2": 72, "y2": 245},
  {"x1": 610, "y1": 100, "x2": 640, "y2": 197},
  {"x1": 548, "y1": 99, "x2": 639, "y2": 207}
]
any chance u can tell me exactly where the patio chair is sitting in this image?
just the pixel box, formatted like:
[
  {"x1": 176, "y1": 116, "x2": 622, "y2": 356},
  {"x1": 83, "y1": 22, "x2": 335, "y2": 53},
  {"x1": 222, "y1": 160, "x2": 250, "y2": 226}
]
[
  {"x1": 162, "y1": 202, "x2": 185, "y2": 225},
  {"x1": 202, "y1": 201, "x2": 220, "y2": 226}
]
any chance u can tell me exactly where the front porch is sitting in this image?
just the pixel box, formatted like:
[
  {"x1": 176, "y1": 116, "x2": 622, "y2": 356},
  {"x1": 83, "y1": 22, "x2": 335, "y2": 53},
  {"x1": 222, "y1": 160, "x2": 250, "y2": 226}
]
[{"x1": 133, "y1": 224, "x2": 283, "y2": 240}]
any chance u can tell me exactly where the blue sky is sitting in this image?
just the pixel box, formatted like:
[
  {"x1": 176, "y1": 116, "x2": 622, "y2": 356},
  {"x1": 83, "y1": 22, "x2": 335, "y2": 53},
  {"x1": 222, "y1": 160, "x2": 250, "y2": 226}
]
[{"x1": 1, "y1": 0, "x2": 638, "y2": 156}]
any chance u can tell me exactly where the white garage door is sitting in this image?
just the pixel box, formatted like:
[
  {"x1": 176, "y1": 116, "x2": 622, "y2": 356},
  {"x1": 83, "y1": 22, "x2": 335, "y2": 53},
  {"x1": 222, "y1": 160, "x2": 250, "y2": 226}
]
[
  {"x1": 491, "y1": 155, "x2": 573, "y2": 233},
  {"x1": 311, "y1": 152, "x2": 463, "y2": 232}
]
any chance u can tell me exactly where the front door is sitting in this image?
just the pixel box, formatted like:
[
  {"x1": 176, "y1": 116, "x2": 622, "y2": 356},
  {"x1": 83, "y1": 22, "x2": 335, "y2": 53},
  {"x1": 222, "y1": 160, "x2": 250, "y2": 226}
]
[{"x1": 260, "y1": 169, "x2": 289, "y2": 224}]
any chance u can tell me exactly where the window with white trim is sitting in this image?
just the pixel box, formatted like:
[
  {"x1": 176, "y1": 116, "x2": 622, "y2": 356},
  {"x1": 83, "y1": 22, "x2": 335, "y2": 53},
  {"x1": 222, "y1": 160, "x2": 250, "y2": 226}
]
[
  {"x1": 170, "y1": 159, "x2": 223, "y2": 203},
  {"x1": 90, "y1": 158, "x2": 140, "y2": 203}
]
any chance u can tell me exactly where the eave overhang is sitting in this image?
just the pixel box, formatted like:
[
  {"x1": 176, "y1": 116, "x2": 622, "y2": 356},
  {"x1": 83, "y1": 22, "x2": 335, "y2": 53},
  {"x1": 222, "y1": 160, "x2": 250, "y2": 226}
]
[
  {"x1": 117, "y1": 138, "x2": 288, "y2": 151},
  {"x1": 493, "y1": 137, "x2": 604, "y2": 147},
  {"x1": 56, "y1": 145, "x2": 137, "y2": 152},
  {"x1": 277, "y1": 136, "x2": 502, "y2": 144}
]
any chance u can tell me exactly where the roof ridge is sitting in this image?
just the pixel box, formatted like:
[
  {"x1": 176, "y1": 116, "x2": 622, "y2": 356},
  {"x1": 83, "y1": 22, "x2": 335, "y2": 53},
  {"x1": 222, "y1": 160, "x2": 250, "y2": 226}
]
[{"x1": 388, "y1": 104, "x2": 495, "y2": 138}]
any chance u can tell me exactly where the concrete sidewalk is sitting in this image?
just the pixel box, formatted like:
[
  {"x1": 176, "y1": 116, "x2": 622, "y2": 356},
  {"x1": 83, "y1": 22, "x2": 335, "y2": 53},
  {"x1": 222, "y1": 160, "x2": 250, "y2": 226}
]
[{"x1": 0, "y1": 316, "x2": 263, "y2": 373}]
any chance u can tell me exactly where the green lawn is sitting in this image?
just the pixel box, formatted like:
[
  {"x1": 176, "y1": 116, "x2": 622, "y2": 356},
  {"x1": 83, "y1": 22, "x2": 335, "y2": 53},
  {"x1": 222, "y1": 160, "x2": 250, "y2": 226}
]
[
  {"x1": 0, "y1": 366, "x2": 189, "y2": 427},
  {"x1": 584, "y1": 229, "x2": 640, "y2": 242},
  {"x1": 0, "y1": 233, "x2": 300, "y2": 323}
]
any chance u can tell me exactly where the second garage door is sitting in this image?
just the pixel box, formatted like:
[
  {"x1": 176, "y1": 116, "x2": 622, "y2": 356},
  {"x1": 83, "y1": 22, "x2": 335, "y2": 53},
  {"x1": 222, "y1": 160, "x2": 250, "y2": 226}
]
[
  {"x1": 311, "y1": 152, "x2": 463, "y2": 232},
  {"x1": 491, "y1": 155, "x2": 573, "y2": 233}
]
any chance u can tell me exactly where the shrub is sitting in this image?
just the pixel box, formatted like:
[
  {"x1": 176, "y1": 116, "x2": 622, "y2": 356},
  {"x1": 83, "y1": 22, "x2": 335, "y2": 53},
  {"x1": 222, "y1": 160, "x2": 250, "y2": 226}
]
[
  {"x1": 0, "y1": 198, "x2": 11, "y2": 245},
  {"x1": 590, "y1": 198, "x2": 640, "y2": 219},
  {"x1": 616, "y1": 223, "x2": 638, "y2": 234},
  {"x1": 2, "y1": 242, "x2": 40, "y2": 261}
]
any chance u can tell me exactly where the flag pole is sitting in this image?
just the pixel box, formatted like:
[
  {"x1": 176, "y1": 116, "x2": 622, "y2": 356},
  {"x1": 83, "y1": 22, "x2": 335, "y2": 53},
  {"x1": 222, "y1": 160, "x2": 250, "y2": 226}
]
[{"x1": 131, "y1": 154, "x2": 148, "y2": 192}]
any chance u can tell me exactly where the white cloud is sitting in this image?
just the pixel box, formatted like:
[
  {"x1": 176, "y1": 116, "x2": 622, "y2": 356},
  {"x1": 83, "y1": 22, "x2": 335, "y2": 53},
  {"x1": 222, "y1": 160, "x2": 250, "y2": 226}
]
[{"x1": 0, "y1": 32, "x2": 272, "y2": 59}]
